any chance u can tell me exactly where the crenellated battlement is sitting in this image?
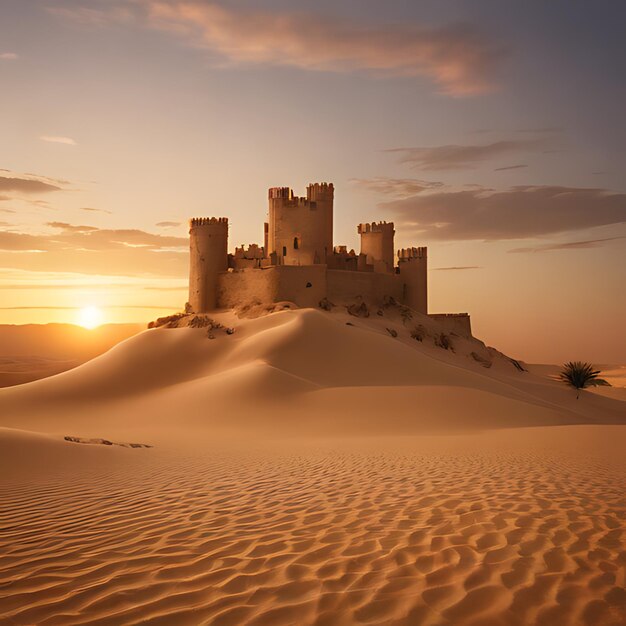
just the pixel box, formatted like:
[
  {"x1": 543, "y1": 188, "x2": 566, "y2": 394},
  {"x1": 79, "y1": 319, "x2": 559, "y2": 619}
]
[
  {"x1": 189, "y1": 217, "x2": 228, "y2": 228},
  {"x1": 234, "y1": 243, "x2": 264, "y2": 259},
  {"x1": 333, "y1": 245, "x2": 355, "y2": 255},
  {"x1": 268, "y1": 187, "x2": 293, "y2": 200},
  {"x1": 307, "y1": 182, "x2": 334, "y2": 201},
  {"x1": 308, "y1": 182, "x2": 333, "y2": 189},
  {"x1": 357, "y1": 221, "x2": 395, "y2": 235},
  {"x1": 398, "y1": 246, "x2": 427, "y2": 260}
]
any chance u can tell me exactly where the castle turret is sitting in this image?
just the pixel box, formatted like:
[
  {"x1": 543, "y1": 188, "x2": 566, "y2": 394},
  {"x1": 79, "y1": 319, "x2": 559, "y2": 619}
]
[
  {"x1": 267, "y1": 183, "x2": 334, "y2": 265},
  {"x1": 307, "y1": 182, "x2": 334, "y2": 259},
  {"x1": 398, "y1": 246, "x2": 427, "y2": 314},
  {"x1": 188, "y1": 217, "x2": 228, "y2": 312},
  {"x1": 358, "y1": 221, "x2": 395, "y2": 273}
]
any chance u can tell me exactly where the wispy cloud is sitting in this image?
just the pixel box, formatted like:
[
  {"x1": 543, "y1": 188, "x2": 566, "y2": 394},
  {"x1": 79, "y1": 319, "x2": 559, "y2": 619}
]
[
  {"x1": 0, "y1": 52, "x2": 18, "y2": 60},
  {"x1": 46, "y1": 222, "x2": 99, "y2": 233},
  {"x1": 80, "y1": 206, "x2": 113, "y2": 214},
  {"x1": 0, "y1": 222, "x2": 188, "y2": 277},
  {"x1": 381, "y1": 186, "x2": 626, "y2": 240},
  {"x1": 51, "y1": 1, "x2": 504, "y2": 97},
  {"x1": 508, "y1": 236, "x2": 626, "y2": 253},
  {"x1": 0, "y1": 267, "x2": 186, "y2": 291},
  {"x1": 47, "y1": 5, "x2": 134, "y2": 26},
  {"x1": 0, "y1": 175, "x2": 62, "y2": 194},
  {"x1": 350, "y1": 177, "x2": 444, "y2": 199},
  {"x1": 155, "y1": 221, "x2": 182, "y2": 228},
  {"x1": 494, "y1": 164, "x2": 528, "y2": 172},
  {"x1": 386, "y1": 140, "x2": 547, "y2": 171},
  {"x1": 40, "y1": 135, "x2": 77, "y2": 146},
  {"x1": 432, "y1": 266, "x2": 482, "y2": 271}
]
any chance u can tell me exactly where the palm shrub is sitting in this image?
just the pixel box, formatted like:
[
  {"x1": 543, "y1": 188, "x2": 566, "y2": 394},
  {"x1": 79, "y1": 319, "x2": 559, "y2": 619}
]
[{"x1": 558, "y1": 361, "x2": 608, "y2": 399}]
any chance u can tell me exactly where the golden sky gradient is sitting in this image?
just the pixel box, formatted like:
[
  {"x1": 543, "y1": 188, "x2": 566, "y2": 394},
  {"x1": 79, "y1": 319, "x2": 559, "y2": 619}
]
[{"x1": 1, "y1": 0, "x2": 625, "y2": 363}]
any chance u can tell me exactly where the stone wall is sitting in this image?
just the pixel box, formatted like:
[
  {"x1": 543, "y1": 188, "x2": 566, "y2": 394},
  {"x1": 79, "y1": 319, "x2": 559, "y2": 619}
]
[
  {"x1": 217, "y1": 265, "x2": 327, "y2": 310},
  {"x1": 327, "y1": 269, "x2": 403, "y2": 306},
  {"x1": 429, "y1": 313, "x2": 472, "y2": 338}
]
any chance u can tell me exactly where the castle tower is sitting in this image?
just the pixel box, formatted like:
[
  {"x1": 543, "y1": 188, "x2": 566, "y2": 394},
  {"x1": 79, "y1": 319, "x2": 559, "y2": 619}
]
[
  {"x1": 398, "y1": 247, "x2": 427, "y2": 314},
  {"x1": 358, "y1": 222, "x2": 395, "y2": 273},
  {"x1": 188, "y1": 217, "x2": 228, "y2": 312},
  {"x1": 267, "y1": 183, "x2": 334, "y2": 265},
  {"x1": 307, "y1": 182, "x2": 334, "y2": 260}
]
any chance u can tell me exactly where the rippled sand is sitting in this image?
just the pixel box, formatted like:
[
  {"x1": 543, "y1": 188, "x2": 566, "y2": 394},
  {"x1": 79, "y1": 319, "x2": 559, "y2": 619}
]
[{"x1": 1, "y1": 427, "x2": 625, "y2": 626}]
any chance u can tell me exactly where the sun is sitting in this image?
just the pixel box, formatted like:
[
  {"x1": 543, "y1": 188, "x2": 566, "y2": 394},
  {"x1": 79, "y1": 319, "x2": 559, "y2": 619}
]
[{"x1": 77, "y1": 305, "x2": 104, "y2": 329}]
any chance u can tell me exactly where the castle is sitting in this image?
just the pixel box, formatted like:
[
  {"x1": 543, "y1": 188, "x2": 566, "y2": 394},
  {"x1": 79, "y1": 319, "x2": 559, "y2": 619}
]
[{"x1": 187, "y1": 182, "x2": 471, "y2": 336}]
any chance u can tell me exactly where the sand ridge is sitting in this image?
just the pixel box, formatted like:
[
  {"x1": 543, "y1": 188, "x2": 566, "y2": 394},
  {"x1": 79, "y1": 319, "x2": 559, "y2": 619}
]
[
  {"x1": 0, "y1": 308, "x2": 623, "y2": 439},
  {"x1": 0, "y1": 307, "x2": 624, "y2": 624},
  {"x1": 1, "y1": 428, "x2": 625, "y2": 625}
]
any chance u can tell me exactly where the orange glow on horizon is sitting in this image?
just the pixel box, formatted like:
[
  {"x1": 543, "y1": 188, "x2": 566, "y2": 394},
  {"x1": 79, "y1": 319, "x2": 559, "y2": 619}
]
[{"x1": 76, "y1": 306, "x2": 104, "y2": 329}]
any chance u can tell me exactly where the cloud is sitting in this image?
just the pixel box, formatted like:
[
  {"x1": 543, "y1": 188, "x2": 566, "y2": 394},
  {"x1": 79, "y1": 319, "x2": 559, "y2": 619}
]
[
  {"x1": 47, "y1": 5, "x2": 134, "y2": 26},
  {"x1": 385, "y1": 140, "x2": 546, "y2": 171},
  {"x1": 494, "y1": 164, "x2": 528, "y2": 171},
  {"x1": 46, "y1": 222, "x2": 99, "y2": 233},
  {"x1": 470, "y1": 127, "x2": 562, "y2": 136},
  {"x1": 24, "y1": 172, "x2": 71, "y2": 185},
  {"x1": 350, "y1": 177, "x2": 443, "y2": 199},
  {"x1": 156, "y1": 221, "x2": 182, "y2": 228},
  {"x1": 508, "y1": 236, "x2": 626, "y2": 254},
  {"x1": 432, "y1": 266, "x2": 482, "y2": 271},
  {"x1": 44, "y1": 221, "x2": 188, "y2": 249},
  {"x1": 80, "y1": 206, "x2": 113, "y2": 214},
  {"x1": 0, "y1": 175, "x2": 62, "y2": 194},
  {"x1": 380, "y1": 186, "x2": 626, "y2": 240},
  {"x1": 40, "y1": 136, "x2": 77, "y2": 146},
  {"x1": 52, "y1": 1, "x2": 504, "y2": 96},
  {"x1": 0, "y1": 222, "x2": 188, "y2": 277},
  {"x1": 0, "y1": 223, "x2": 187, "y2": 253},
  {"x1": 0, "y1": 52, "x2": 18, "y2": 60}
]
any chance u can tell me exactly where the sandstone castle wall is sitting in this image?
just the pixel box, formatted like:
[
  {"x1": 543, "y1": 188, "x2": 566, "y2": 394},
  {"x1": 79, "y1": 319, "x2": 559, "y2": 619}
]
[{"x1": 187, "y1": 181, "x2": 469, "y2": 330}]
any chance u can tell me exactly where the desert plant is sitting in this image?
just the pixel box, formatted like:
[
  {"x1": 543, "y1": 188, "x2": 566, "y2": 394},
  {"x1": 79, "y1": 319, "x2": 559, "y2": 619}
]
[
  {"x1": 319, "y1": 297, "x2": 334, "y2": 311},
  {"x1": 558, "y1": 361, "x2": 607, "y2": 399},
  {"x1": 435, "y1": 332, "x2": 452, "y2": 351},
  {"x1": 347, "y1": 302, "x2": 369, "y2": 318},
  {"x1": 411, "y1": 325, "x2": 425, "y2": 342}
]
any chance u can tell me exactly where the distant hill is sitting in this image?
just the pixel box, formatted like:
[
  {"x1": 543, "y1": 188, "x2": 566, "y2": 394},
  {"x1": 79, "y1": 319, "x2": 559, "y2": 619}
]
[{"x1": 0, "y1": 323, "x2": 144, "y2": 387}]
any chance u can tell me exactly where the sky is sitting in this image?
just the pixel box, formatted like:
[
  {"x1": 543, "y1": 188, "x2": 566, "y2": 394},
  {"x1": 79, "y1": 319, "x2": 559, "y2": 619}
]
[{"x1": 0, "y1": 0, "x2": 625, "y2": 364}]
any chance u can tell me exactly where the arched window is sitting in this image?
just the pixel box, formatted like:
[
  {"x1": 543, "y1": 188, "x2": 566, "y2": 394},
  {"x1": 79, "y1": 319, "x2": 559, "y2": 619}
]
[{"x1": 293, "y1": 237, "x2": 299, "y2": 250}]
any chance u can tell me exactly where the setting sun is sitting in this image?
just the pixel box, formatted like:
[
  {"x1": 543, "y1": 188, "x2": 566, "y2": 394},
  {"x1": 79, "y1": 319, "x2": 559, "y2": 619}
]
[{"x1": 77, "y1": 306, "x2": 104, "y2": 329}]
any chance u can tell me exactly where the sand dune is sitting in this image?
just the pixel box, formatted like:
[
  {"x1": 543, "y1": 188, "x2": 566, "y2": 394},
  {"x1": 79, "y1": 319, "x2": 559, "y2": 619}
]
[
  {"x1": 0, "y1": 306, "x2": 624, "y2": 624},
  {"x1": 1, "y1": 427, "x2": 625, "y2": 625},
  {"x1": 0, "y1": 308, "x2": 623, "y2": 437},
  {"x1": 0, "y1": 323, "x2": 143, "y2": 388}
]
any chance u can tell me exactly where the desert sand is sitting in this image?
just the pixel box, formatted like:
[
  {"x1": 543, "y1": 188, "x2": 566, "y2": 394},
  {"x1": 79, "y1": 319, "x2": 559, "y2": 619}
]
[
  {"x1": 0, "y1": 323, "x2": 143, "y2": 388},
  {"x1": 0, "y1": 305, "x2": 625, "y2": 625}
]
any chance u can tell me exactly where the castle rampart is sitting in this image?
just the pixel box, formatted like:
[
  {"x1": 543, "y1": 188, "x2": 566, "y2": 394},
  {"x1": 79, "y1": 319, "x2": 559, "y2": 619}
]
[
  {"x1": 358, "y1": 221, "x2": 395, "y2": 273},
  {"x1": 186, "y1": 181, "x2": 469, "y2": 333},
  {"x1": 429, "y1": 313, "x2": 472, "y2": 338},
  {"x1": 217, "y1": 265, "x2": 327, "y2": 310},
  {"x1": 397, "y1": 247, "x2": 427, "y2": 315},
  {"x1": 188, "y1": 217, "x2": 228, "y2": 312}
]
